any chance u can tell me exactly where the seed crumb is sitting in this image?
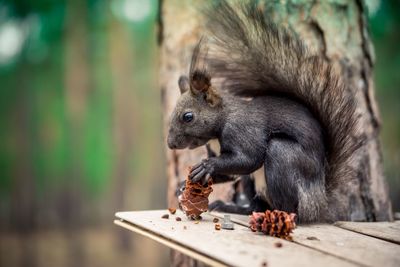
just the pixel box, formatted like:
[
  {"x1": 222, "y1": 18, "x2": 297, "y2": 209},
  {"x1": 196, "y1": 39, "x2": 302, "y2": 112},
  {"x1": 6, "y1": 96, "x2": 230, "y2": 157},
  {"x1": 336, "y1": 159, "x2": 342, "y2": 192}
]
[
  {"x1": 274, "y1": 242, "x2": 283, "y2": 248},
  {"x1": 168, "y1": 208, "x2": 176, "y2": 214},
  {"x1": 176, "y1": 217, "x2": 182, "y2": 221},
  {"x1": 215, "y1": 223, "x2": 221, "y2": 230},
  {"x1": 213, "y1": 218, "x2": 219, "y2": 223},
  {"x1": 161, "y1": 214, "x2": 169, "y2": 219}
]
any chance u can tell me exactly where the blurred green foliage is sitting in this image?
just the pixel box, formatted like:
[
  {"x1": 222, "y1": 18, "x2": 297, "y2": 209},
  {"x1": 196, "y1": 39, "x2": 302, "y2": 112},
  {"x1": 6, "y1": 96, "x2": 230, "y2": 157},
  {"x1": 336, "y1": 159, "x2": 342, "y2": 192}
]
[
  {"x1": 0, "y1": 0, "x2": 168, "y2": 266},
  {"x1": 0, "y1": 0, "x2": 164, "y2": 227}
]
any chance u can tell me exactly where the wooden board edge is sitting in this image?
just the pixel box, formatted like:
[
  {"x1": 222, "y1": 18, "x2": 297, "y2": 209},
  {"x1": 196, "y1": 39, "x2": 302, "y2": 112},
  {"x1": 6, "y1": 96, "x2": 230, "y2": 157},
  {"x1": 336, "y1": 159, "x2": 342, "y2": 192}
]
[{"x1": 113, "y1": 219, "x2": 228, "y2": 267}]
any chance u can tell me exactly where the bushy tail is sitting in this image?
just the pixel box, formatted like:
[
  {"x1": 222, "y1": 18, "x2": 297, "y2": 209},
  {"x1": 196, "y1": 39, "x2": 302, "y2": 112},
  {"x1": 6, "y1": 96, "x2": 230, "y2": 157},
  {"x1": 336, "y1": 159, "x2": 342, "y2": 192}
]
[{"x1": 196, "y1": 1, "x2": 359, "y2": 192}]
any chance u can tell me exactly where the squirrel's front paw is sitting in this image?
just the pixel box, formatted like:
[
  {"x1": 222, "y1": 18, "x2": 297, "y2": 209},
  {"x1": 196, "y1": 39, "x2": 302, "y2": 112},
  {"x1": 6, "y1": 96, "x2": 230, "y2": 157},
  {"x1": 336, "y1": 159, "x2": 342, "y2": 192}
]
[{"x1": 189, "y1": 159, "x2": 214, "y2": 185}]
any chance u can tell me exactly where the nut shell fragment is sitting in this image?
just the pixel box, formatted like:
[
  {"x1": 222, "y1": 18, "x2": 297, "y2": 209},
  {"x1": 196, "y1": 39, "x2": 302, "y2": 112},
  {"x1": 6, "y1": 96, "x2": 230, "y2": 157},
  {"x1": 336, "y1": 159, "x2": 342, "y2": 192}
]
[{"x1": 168, "y1": 208, "x2": 177, "y2": 214}]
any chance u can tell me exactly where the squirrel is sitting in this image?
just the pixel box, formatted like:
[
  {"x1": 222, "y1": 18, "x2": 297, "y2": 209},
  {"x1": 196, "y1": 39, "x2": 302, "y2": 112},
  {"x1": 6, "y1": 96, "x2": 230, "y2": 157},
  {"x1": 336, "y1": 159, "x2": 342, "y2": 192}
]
[{"x1": 167, "y1": 1, "x2": 359, "y2": 223}]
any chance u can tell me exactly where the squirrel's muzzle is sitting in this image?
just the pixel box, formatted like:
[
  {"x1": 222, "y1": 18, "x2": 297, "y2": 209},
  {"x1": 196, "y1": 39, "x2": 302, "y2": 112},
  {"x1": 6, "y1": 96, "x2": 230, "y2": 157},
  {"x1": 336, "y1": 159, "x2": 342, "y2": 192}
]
[
  {"x1": 167, "y1": 131, "x2": 193, "y2": 150},
  {"x1": 167, "y1": 130, "x2": 182, "y2": 149},
  {"x1": 167, "y1": 138, "x2": 177, "y2": 149},
  {"x1": 167, "y1": 134, "x2": 176, "y2": 149}
]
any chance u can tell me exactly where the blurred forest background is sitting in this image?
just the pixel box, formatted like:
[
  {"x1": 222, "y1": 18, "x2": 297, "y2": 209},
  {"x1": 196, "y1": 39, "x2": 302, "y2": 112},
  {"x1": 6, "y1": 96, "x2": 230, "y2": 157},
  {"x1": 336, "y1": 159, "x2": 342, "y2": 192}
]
[{"x1": 0, "y1": 0, "x2": 398, "y2": 267}]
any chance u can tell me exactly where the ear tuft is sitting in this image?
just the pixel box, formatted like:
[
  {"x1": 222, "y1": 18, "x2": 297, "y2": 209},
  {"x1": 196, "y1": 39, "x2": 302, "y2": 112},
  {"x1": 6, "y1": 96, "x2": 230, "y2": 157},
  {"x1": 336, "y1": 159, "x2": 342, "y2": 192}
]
[
  {"x1": 178, "y1": 75, "x2": 190, "y2": 94},
  {"x1": 190, "y1": 70, "x2": 211, "y2": 93},
  {"x1": 188, "y1": 38, "x2": 221, "y2": 107},
  {"x1": 190, "y1": 70, "x2": 221, "y2": 107}
]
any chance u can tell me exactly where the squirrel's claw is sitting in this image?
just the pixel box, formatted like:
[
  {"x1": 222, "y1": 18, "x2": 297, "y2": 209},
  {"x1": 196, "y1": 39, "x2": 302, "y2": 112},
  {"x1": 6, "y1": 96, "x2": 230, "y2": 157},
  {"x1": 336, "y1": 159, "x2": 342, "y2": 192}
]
[
  {"x1": 203, "y1": 173, "x2": 212, "y2": 185},
  {"x1": 189, "y1": 159, "x2": 213, "y2": 185},
  {"x1": 191, "y1": 168, "x2": 207, "y2": 183},
  {"x1": 189, "y1": 163, "x2": 204, "y2": 177}
]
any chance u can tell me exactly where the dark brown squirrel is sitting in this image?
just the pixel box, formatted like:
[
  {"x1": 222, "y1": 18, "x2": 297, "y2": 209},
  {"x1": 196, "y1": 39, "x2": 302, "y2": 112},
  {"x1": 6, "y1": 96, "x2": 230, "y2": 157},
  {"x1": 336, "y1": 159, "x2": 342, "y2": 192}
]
[{"x1": 167, "y1": 1, "x2": 359, "y2": 223}]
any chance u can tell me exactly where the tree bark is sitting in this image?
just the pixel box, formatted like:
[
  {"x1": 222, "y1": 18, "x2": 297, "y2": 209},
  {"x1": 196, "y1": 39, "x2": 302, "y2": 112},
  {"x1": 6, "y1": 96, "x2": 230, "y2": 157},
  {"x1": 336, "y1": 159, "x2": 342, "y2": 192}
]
[{"x1": 159, "y1": 0, "x2": 392, "y2": 265}]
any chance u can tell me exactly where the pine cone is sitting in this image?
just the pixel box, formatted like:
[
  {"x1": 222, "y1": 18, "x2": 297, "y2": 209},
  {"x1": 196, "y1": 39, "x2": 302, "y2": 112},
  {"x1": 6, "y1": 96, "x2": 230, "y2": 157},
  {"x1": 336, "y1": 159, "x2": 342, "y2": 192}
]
[
  {"x1": 249, "y1": 210, "x2": 297, "y2": 240},
  {"x1": 178, "y1": 168, "x2": 213, "y2": 220}
]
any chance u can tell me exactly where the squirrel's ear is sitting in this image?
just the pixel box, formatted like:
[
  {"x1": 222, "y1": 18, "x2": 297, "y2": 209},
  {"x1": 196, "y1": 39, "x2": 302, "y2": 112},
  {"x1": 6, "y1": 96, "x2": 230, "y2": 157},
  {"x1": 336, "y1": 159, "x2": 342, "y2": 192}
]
[
  {"x1": 178, "y1": 76, "x2": 190, "y2": 94},
  {"x1": 190, "y1": 70, "x2": 221, "y2": 107},
  {"x1": 190, "y1": 70, "x2": 211, "y2": 93}
]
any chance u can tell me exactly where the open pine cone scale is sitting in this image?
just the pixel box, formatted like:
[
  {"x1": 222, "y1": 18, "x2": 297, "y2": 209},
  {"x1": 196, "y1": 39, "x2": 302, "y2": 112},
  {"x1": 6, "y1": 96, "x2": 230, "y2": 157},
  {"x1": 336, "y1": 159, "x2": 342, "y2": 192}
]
[{"x1": 249, "y1": 210, "x2": 297, "y2": 240}]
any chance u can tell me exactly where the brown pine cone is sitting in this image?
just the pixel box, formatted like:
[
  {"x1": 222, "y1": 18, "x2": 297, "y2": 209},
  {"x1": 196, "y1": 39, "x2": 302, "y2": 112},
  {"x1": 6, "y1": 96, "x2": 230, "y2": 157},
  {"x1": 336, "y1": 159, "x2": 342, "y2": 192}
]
[
  {"x1": 178, "y1": 168, "x2": 213, "y2": 220},
  {"x1": 249, "y1": 210, "x2": 297, "y2": 240}
]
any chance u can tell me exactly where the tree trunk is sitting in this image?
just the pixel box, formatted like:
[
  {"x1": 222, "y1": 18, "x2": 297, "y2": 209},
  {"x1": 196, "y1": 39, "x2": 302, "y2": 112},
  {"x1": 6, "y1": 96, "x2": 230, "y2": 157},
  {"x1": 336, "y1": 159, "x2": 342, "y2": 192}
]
[{"x1": 159, "y1": 0, "x2": 392, "y2": 265}]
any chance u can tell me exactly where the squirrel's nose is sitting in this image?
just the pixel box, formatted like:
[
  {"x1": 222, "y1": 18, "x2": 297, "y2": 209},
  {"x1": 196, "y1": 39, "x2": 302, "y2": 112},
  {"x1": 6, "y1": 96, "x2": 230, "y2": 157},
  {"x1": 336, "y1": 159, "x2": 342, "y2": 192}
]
[
  {"x1": 169, "y1": 142, "x2": 177, "y2": 149},
  {"x1": 167, "y1": 135, "x2": 177, "y2": 149}
]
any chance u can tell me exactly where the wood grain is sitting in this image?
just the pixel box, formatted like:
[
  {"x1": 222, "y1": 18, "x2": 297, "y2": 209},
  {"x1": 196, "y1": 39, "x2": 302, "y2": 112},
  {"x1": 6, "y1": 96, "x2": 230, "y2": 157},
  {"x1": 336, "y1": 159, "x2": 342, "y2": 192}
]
[
  {"x1": 211, "y1": 212, "x2": 400, "y2": 267},
  {"x1": 335, "y1": 221, "x2": 400, "y2": 244},
  {"x1": 115, "y1": 210, "x2": 357, "y2": 267}
]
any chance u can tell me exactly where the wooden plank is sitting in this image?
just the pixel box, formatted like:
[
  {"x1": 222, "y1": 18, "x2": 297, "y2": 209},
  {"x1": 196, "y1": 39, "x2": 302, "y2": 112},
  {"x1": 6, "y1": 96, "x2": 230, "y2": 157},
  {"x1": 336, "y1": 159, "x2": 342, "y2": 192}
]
[
  {"x1": 294, "y1": 225, "x2": 400, "y2": 267},
  {"x1": 211, "y1": 212, "x2": 400, "y2": 267},
  {"x1": 334, "y1": 221, "x2": 400, "y2": 244},
  {"x1": 114, "y1": 220, "x2": 226, "y2": 267},
  {"x1": 115, "y1": 210, "x2": 357, "y2": 267}
]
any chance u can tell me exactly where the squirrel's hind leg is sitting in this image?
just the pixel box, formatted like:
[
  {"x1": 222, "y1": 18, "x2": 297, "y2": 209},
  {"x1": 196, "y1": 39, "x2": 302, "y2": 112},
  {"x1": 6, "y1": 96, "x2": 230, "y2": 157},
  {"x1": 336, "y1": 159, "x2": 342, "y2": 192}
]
[
  {"x1": 208, "y1": 197, "x2": 270, "y2": 215},
  {"x1": 264, "y1": 138, "x2": 327, "y2": 223},
  {"x1": 209, "y1": 175, "x2": 270, "y2": 215},
  {"x1": 208, "y1": 200, "x2": 253, "y2": 214}
]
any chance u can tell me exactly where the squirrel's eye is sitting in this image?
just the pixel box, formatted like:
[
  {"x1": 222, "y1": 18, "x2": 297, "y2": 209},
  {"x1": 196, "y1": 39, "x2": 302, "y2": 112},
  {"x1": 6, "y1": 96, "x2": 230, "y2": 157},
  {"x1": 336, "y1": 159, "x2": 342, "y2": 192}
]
[{"x1": 182, "y1": 112, "x2": 194, "y2": 123}]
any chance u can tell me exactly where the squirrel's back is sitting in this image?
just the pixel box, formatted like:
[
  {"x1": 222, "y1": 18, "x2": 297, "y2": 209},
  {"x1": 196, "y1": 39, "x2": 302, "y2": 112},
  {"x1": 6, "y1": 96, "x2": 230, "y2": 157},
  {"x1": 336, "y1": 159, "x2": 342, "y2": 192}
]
[{"x1": 226, "y1": 95, "x2": 324, "y2": 153}]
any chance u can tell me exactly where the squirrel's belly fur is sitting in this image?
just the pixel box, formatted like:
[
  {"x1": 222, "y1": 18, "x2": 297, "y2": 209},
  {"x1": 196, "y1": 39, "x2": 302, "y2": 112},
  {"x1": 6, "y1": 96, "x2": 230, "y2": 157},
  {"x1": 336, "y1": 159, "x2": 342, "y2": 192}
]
[{"x1": 168, "y1": 0, "x2": 359, "y2": 223}]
